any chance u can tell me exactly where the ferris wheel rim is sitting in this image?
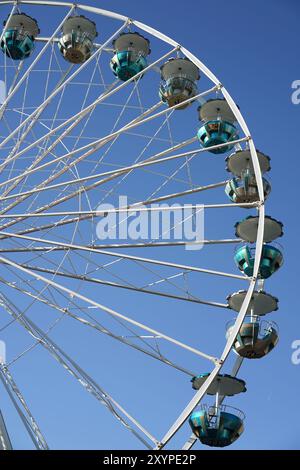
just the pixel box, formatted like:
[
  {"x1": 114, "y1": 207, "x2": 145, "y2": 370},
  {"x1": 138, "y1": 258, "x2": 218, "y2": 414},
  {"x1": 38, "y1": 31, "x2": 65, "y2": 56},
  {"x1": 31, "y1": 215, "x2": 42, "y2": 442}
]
[{"x1": 0, "y1": 0, "x2": 266, "y2": 450}]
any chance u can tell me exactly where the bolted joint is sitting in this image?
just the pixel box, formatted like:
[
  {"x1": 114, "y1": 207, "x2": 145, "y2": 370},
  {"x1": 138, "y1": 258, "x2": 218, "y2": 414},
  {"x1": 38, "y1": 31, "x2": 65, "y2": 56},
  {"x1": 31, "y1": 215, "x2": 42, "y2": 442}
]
[{"x1": 214, "y1": 358, "x2": 224, "y2": 366}]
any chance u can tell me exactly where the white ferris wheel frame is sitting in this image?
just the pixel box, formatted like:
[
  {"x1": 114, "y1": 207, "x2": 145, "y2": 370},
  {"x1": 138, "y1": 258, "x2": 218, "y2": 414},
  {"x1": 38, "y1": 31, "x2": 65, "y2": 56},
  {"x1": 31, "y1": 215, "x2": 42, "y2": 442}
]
[{"x1": 0, "y1": 0, "x2": 266, "y2": 450}]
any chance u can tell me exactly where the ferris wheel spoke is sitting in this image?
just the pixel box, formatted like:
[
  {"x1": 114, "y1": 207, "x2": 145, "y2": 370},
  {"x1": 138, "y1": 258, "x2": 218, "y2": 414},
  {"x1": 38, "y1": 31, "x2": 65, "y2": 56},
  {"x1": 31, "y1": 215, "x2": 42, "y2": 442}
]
[
  {"x1": 0, "y1": 137, "x2": 207, "y2": 233},
  {"x1": 35, "y1": 36, "x2": 114, "y2": 53},
  {"x1": 0, "y1": 0, "x2": 270, "y2": 450},
  {"x1": 0, "y1": 96, "x2": 169, "y2": 222},
  {"x1": 0, "y1": 230, "x2": 249, "y2": 282},
  {"x1": 0, "y1": 239, "x2": 240, "y2": 252},
  {"x1": 0, "y1": 134, "x2": 246, "y2": 216},
  {"x1": 19, "y1": 85, "x2": 217, "y2": 178},
  {"x1": 0, "y1": 180, "x2": 227, "y2": 238},
  {"x1": 0, "y1": 61, "x2": 24, "y2": 121},
  {"x1": 91, "y1": 109, "x2": 178, "y2": 204},
  {"x1": 0, "y1": 17, "x2": 129, "y2": 151},
  {"x1": 0, "y1": 275, "x2": 196, "y2": 377},
  {"x1": 0, "y1": 61, "x2": 75, "y2": 179},
  {"x1": 0, "y1": 5, "x2": 75, "y2": 128},
  {"x1": 0, "y1": 203, "x2": 247, "y2": 218},
  {"x1": 15, "y1": 262, "x2": 229, "y2": 309},
  {"x1": 0, "y1": 62, "x2": 98, "y2": 193},
  {"x1": 0, "y1": 134, "x2": 201, "y2": 202},
  {"x1": 0, "y1": 6, "x2": 74, "y2": 170},
  {"x1": 0, "y1": 254, "x2": 219, "y2": 363},
  {"x1": 37, "y1": 235, "x2": 224, "y2": 311},
  {"x1": 1, "y1": 261, "x2": 173, "y2": 362},
  {"x1": 0, "y1": 73, "x2": 144, "y2": 177},
  {"x1": 0, "y1": 41, "x2": 176, "y2": 174},
  {"x1": 1, "y1": 229, "x2": 218, "y2": 311}
]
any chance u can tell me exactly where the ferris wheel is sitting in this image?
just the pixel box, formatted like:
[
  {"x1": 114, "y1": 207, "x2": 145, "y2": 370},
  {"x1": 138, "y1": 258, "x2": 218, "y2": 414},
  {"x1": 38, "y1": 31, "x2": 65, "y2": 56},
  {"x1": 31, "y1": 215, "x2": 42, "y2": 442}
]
[{"x1": 0, "y1": 1, "x2": 284, "y2": 450}]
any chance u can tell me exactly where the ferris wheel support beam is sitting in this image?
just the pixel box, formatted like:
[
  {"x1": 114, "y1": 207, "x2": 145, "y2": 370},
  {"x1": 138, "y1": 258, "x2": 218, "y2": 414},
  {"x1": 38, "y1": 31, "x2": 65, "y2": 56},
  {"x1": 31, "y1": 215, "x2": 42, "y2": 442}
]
[
  {"x1": 0, "y1": 100, "x2": 166, "y2": 192},
  {"x1": 0, "y1": 84, "x2": 216, "y2": 191},
  {"x1": 0, "y1": 87, "x2": 174, "y2": 217},
  {"x1": 0, "y1": 180, "x2": 229, "y2": 238},
  {"x1": 0, "y1": 293, "x2": 157, "y2": 449},
  {"x1": 0, "y1": 364, "x2": 48, "y2": 450},
  {"x1": 0, "y1": 254, "x2": 219, "y2": 363},
  {"x1": 0, "y1": 62, "x2": 75, "y2": 179},
  {"x1": 0, "y1": 136, "x2": 246, "y2": 200},
  {"x1": 0, "y1": 6, "x2": 75, "y2": 116},
  {"x1": 0, "y1": 61, "x2": 24, "y2": 121},
  {"x1": 0, "y1": 38, "x2": 175, "y2": 162},
  {"x1": 0, "y1": 19, "x2": 129, "y2": 153},
  {"x1": 0, "y1": 202, "x2": 257, "y2": 218},
  {"x1": 0, "y1": 103, "x2": 167, "y2": 227},
  {"x1": 124, "y1": 14, "x2": 267, "y2": 450},
  {"x1": 0, "y1": 230, "x2": 249, "y2": 282},
  {"x1": 1, "y1": 75, "x2": 119, "y2": 194},
  {"x1": 0, "y1": 239, "x2": 240, "y2": 251},
  {"x1": 0, "y1": 92, "x2": 161, "y2": 219},
  {"x1": 0, "y1": 3, "x2": 18, "y2": 45},
  {"x1": 0, "y1": 178, "x2": 227, "y2": 204},
  {"x1": 0, "y1": 377, "x2": 41, "y2": 450},
  {"x1": 0, "y1": 277, "x2": 196, "y2": 377},
  {"x1": 0, "y1": 137, "x2": 239, "y2": 236},
  {"x1": 0, "y1": 409, "x2": 12, "y2": 450},
  {"x1": 0, "y1": 1, "x2": 266, "y2": 449}
]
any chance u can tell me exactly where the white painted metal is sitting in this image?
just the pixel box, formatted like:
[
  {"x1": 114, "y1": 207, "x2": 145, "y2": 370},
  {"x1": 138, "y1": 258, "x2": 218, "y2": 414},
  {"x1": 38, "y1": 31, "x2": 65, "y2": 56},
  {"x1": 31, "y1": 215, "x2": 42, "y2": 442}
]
[
  {"x1": 0, "y1": 0, "x2": 266, "y2": 450},
  {"x1": 0, "y1": 254, "x2": 219, "y2": 364},
  {"x1": 0, "y1": 410, "x2": 12, "y2": 450},
  {"x1": 0, "y1": 6, "x2": 75, "y2": 114},
  {"x1": 0, "y1": 293, "x2": 157, "y2": 449},
  {"x1": 0, "y1": 136, "x2": 245, "y2": 203},
  {"x1": 0, "y1": 230, "x2": 249, "y2": 281}
]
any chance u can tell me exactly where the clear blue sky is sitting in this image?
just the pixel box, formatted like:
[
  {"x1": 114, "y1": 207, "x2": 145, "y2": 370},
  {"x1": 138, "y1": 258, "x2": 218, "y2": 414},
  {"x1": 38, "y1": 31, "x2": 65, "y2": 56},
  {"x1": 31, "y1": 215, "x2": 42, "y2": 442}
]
[{"x1": 0, "y1": 0, "x2": 299, "y2": 450}]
